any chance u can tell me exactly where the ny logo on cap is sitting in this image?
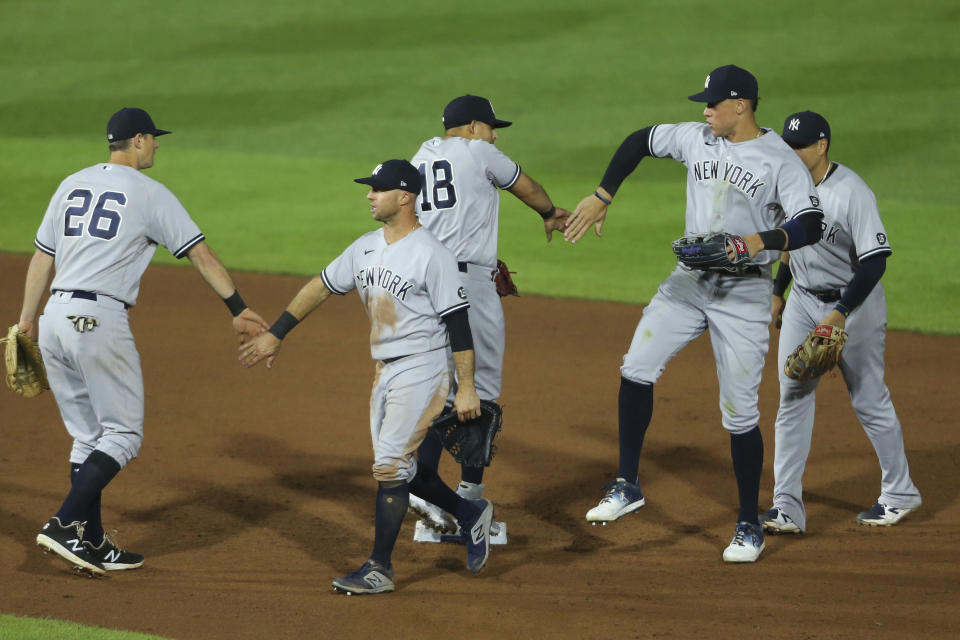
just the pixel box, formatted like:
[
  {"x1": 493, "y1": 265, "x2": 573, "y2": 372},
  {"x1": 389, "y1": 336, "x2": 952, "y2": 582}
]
[
  {"x1": 372, "y1": 164, "x2": 383, "y2": 175},
  {"x1": 789, "y1": 118, "x2": 800, "y2": 131},
  {"x1": 704, "y1": 75, "x2": 711, "y2": 88}
]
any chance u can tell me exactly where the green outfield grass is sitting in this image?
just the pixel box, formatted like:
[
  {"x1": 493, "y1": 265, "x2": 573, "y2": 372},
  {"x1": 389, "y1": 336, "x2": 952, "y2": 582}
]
[
  {"x1": 1, "y1": 0, "x2": 957, "y2": 333},
  {"x1": 0, "y1": 615, "x2": 169, "y2": 640}
]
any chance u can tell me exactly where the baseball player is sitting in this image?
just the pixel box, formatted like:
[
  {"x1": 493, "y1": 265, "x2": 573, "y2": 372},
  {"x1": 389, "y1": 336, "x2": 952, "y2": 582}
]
[
  {"x1": 565, "y1": 65, "x2": 825, "y2": 563},
  {"x1": 407, "y1": 94, "x2": 571, "y2": 534},
  {"x1": 18, "y1": 107, "x2": 268, "y2": 575},
  {"x1": 761, "y1": 111, "x2": 921, "y2": 534},
  {"x1": 239, "y1": 160, "x2": 495, "y2": 595}
]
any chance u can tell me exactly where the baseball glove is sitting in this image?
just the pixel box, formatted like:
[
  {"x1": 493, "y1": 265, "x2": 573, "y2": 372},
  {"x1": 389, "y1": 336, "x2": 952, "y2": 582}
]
[
  {"x1": 784, "y1": 324, "x2": 848, "y2": 381},
  {"x1": 2, "y1": 324, "x2": 50, "y2": 398},
  {"x1": 431, "y1": 400, "x2": 502, "y2": 467},
  {"x1": 672, "y1": 232, "x2": 751, "y2": 272},
  {"x1": 494, "y1": 260, "x2": 519, "y2": 297}
]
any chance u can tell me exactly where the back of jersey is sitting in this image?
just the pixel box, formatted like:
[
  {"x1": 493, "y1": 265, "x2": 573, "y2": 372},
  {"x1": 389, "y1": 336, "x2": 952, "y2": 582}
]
[
  {"x1": 412, "y1": 136, "x2": 520, "y2": 268},
  {"x1": 35, "y1": 163, "x2": 203, "y2": 306}
]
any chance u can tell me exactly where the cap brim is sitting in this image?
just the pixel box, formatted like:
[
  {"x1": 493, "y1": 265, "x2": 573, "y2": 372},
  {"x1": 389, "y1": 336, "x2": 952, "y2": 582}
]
[
  {"x1": 490, "y1": 118, "x2": 512, "y2": 128},
  {"x1": 687, "y1": 91, "x2": 711, "y2": 102},
  {"x1": 354, "y1": 176, "x2": 383, "y2": 188},
  {"x1": 153, "y1": 129, "x2": 172, "y2": 136}
]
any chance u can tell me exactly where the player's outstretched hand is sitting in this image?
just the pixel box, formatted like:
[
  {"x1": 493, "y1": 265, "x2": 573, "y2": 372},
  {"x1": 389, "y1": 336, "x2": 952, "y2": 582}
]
[
  {"x1": 238, "y1": 331, "x2": 281, "y2": 369},
  {"x1": 771, "y1": 295, "x2": 785, "y2": 329},
  {"x1": 565, "y1": 194, "x2": 607, "y2": 243},
  {"x1": 233, "y1": 308, "x2": 270, "y2": 344},
  {"x1": 454, "y1": 386, "x2": 481, "y2": 422},
  {"x1": 544, "y1": 207, "x2": 572, "y2": 242}
]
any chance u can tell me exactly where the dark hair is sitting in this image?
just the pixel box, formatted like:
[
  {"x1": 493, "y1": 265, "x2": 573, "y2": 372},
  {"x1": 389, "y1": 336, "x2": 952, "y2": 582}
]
[{"x1": 749, "y1": 97, "x2": 759, "y2": 113}]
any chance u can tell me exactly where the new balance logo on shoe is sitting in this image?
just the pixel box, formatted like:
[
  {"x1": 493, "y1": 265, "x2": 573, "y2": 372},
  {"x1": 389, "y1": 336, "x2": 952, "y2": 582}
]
[
  {"x1": 364, "y1": 572, "x2": 389, "y2": 588},
  {"x1": 104, "y1": 549, "x2": 122, "y2": 563},
  {"x1": 66, "y1": 538, "x2": 84, "y2": 552},
  {"x1": 470, "y1": 522, "x2": 484, "y2": 545}
]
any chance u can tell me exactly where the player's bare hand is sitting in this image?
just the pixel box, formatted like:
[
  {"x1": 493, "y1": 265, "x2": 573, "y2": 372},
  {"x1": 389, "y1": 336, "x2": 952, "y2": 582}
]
[
  {"x1": 820, "y1": 309, "x2": 846, "y2": 329},
  {"x1": 16, "y1": 318, "x2": 37, "y2": 341},
  {"x1": 239, "y1": 331, "x2": 281, "y2": 369},
  {"x1": 564, "y1": 193, "x2": 607, "y2": 243},
  {"x1": 454, "y1": 386, "x2": 481, "y2": 422},
  {"x1": 771, "y1": 295, "x2": 785, "y2": 329},
  {"x1": 544, "y1": 207, "x2": 572, "y2": 242},
  {"x1": 233, "y1": 308, "x2": 270, "y2": 344}
]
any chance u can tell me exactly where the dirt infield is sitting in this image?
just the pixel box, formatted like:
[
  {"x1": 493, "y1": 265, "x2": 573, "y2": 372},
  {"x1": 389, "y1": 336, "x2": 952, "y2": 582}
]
[{"x1": 2, "y1": 251, "x2": 958, "y2": 640}]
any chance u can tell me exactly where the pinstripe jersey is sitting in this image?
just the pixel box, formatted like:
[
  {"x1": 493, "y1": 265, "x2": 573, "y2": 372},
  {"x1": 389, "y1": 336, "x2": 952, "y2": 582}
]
[
  {"x1": 321, "y1": 226, "x2": 469, "y2": 361},
  {"x1": 412, "y1": 136, "x2": 521, "y2": 269},
  {"x1": 787, "y1": 163, "x2": 891, "y2": 290},
  {"x1": 649, "y1": 123, "x2": 822, "y2": 266},
  {"x1": 34, "y1": 163, "x2": 204, "y2": 307}
]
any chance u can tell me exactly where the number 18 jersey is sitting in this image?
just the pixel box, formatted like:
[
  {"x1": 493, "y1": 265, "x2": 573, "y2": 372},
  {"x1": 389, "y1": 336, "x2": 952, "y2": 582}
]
[{"x1": 412, "y1": 136, "x2": 521, "y2": 269}]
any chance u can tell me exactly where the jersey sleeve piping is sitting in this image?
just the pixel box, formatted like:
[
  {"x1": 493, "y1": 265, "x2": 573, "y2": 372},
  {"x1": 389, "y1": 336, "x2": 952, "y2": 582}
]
[
  {"x1": 648, "y1": 125, "x2": 663, "y2": 158},
  {"x1": 172, "y1": 233, "x2": 206, "y2": 259},
  {"x1": 35, "y1": 238, "x2": 55, "y2": 256},
  {"x1": 320, "y1": 269, "x2": 349, "y2": 295},
  {"x1": 438, "y1": 300, "x2": 470, "y2": 317},
  {"x1": 789, "y1": 207, "x2": 823, "y2": 220},
  {"x1": 499, "y1": 164, "x2": 521, "y2": 190},
  {"x1": 858, "y1": 246, "x2": 892, "y2": 261}
]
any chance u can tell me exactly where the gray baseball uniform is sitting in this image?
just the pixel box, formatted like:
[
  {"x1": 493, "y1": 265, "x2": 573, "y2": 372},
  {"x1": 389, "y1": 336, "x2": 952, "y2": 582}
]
[
  {"x1": 412, "y1": 136, "x2": 520, "y2": 402},
  {"x1": 771, "y1": 162, "x2": 921, "y2": 530},
  {"x1": 35, "y1": 163, "x2": 204, "y2": 467},
  {"x1": 621, "y1": 123, "x2": 820, "y2": 432},
  {"x1": 321, "y1": 225, "x2": 469, "y2": 481}
]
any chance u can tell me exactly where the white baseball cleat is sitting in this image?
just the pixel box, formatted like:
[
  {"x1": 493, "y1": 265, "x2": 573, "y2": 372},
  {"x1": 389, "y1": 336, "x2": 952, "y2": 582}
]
[
  {"x1": 585, "y1": 478, "x2": 645, "y2": 523},
  {"x1": 408, "y1": 495, "x2": 458, "y2": 534},
  {"x1": 722, "y1": 522, "x2": 765, "y2": 563},
  {"x1": 761, "y1": 507, "x2": 803, "y2": 534},
  {"x1": 856, "y1": 502, "x2": 917, "y2": 527}
]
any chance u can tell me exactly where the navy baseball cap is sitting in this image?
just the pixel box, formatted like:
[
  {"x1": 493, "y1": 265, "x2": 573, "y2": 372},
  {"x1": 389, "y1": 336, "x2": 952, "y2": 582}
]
[
  {"x1": 442, "y1": 95, "x2": 512, "y2": 129},
  {"x1": 354, "y1": 159, "x2": 421, "y2": 194},
  {"x1": 781, "y1": 110, "x2": 831, "y2": 148},
  {"x1": 107, "y1": 108, "x2": 171, "y2": 142},
  {"x1": 688, "y1": 65, "x2": 758, "y2": 102}
]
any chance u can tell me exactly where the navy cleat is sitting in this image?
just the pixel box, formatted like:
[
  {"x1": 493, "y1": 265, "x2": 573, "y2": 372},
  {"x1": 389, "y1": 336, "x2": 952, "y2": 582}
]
[
  {"x1": 458, "y1": 498, "x2": 493, "y2": 574},
  {"x1": 36, "y1": 517, "x2": 106, "y2": 576},
  {"x1": 332, "y1": 559, "x2": 395, "y2": 595}
]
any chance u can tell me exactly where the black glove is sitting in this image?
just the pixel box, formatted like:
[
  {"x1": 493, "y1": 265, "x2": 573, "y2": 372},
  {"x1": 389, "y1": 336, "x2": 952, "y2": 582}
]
[
  {"x1": 430, "y1": 400, "x2": 502, "y2": 467},
  {"x1": 672, "y1": 232, "x2": 751, "y2": 272}
]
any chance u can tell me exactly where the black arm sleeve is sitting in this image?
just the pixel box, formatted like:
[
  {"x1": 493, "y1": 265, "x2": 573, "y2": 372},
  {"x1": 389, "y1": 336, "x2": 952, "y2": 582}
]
[
  {"x1": 441, "y1": 307, "x2": 474, "y2": 352},
  {"x1": 836, "y1": 254, "x2": 887, "y2": 316},
  {"x1": 780, "y1": 211, "x2": 824, "y2": 250},
  {"x1": 773, "y1": 261, "x2": 793, "y2": 297},
  {"x1": 598, "y1": 127, "x2": 654, "y2": 197}
]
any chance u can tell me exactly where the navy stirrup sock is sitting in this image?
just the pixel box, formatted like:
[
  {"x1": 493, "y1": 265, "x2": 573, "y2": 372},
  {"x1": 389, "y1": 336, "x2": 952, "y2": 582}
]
[
  {"x1": 56, "y1": 451, "x2": 120, "y2": 530},
  {"x1": 730, "y1": 427, "x2": 764, "y2": 525},
  {"x1": 70, "y1": 463, "x2": 104, "y2": 544},
  {"x1": 617, "y1": 377, "x2": 654, "y2": 482},
  {"x1": 409, "y1": 464, "x2": 475, "y2": 521},
  {"x1": 417, "y1": 428, "x2": 443, "y2": 470},
  {"x1": 371, "y1": 481, "x2": 409, "y2": 567}
]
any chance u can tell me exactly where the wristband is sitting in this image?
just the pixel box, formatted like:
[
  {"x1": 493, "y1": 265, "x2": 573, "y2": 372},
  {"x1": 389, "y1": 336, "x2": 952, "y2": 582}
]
[
  {"x1": 223, "y1": 290, "x2": 247, "y2": 317},
  {"x1": 593, "y1": 190, "x2": 612, "y2": 205},
  {"x1": 268, "y1": 311, "x2": 300, "y2": 340},
  {"x1": 538, "y1": 205, "x2": 556, "y2": 220},
  {"x1": 834, "y1": 303, "x2": 851, "y2": 318},
  {"x1": 758, "y1": 228, "x2": 788, "y2": 251}
]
